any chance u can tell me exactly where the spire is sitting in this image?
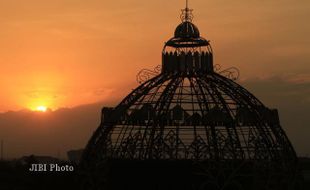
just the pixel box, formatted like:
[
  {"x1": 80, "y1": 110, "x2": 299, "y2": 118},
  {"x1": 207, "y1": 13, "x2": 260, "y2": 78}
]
[{"x1": 181, "y1": 0, "x2": 193, "y2": 22}]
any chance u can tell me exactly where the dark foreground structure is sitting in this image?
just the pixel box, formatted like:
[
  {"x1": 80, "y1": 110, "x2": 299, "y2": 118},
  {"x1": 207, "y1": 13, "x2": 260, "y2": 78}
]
[{"x1": 81, "y1": 2, "x2": 303, "y2": 190}]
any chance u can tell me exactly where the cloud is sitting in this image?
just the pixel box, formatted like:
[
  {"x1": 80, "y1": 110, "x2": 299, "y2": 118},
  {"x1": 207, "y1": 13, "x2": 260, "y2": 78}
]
[
  {"x1": 240, "y1": 77, "x2": 310, "y2": 156},
  {"x1": 1, "y1": 77, "x2": 309, "y2": 158},
  {"x1": 0, "y1": 102, "x2": 104, "y2": 159}
]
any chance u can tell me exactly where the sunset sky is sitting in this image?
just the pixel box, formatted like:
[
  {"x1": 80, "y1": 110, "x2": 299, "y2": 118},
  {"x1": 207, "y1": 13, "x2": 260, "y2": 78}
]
[
  {"x1": 0, "y1": 0, "x2": 309, "y2": 112},
  {"x1": 0, "y1": 0, "x2": 309, "y2": 157}
]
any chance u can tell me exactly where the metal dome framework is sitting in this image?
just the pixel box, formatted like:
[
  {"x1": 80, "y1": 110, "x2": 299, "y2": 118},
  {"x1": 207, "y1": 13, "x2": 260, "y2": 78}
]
[
  {"x1": 81, "y1": 2, "x2": 301, "y2": 190},
  {"x1": 87, "y1": 72, "x2": 295, "y2": 161}
]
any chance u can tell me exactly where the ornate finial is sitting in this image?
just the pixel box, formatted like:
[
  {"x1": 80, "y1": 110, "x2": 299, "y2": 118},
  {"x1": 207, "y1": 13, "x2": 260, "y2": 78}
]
[{"x1": 181, "y1": 0, "x2": 193, "y2": 22}]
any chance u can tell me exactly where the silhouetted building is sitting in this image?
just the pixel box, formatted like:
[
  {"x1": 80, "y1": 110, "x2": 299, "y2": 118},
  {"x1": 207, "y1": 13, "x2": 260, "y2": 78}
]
[
  {"x1": 67, "y1": 149, "x2": 84, "y2": 164},
  {"x1": 81, "y1": 2, "x2": 302, "y2": 190},
  {"x1": 19, "y1": 155, "x2": 61, "y2": 165}
]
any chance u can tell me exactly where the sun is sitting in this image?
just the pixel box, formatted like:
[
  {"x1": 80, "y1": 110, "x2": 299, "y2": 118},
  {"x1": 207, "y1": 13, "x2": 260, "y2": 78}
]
[{"x1": 36, "y1": 105, "x2": 47, "y2": 112}]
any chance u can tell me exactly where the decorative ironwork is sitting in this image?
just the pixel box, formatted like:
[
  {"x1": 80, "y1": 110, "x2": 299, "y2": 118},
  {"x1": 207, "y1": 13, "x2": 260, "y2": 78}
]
[
  {"x1": 136, "y1": 65, "x2": 161, "y2": 84},
  {"x1": 180, "y1": 0, "x2": 194, "y2": 22},
  {"x1": 214, "y1": 64, "x2": 240, "y2": 81},
  {"x1": 80, "y1": 1, "x2": 301, "y2": 189}
]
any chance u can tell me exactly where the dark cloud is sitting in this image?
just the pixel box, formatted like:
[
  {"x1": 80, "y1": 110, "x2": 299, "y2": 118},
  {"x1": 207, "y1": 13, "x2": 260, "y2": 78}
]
[
  {"x1": 0, "y1": 102, "x2": 103, "y2": 159},
  {"x1": 241, "y1": 77, "x2": 310, "y2": 156},
  {"x1": 0, "y1": 77, "x2": 309, "y2": 158}
]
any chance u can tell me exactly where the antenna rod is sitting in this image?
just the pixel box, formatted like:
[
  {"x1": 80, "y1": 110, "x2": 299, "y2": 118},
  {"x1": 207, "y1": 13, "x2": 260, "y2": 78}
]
[{"x1": 185, "y1": 0, "x2": 189, "y2": 21}]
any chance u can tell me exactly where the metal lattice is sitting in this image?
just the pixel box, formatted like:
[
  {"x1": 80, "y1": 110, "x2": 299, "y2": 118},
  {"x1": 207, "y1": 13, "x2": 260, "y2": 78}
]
[
  {"x1": 80, "y1": 2, "x2": 302, "y2": 190},
  {"x1": 83, "y1": 73, "x2": 296, "y2": 161}
]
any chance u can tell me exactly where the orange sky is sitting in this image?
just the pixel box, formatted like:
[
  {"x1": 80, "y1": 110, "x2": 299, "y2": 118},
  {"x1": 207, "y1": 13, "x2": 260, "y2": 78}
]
[{"x1": 0, "y1": 0, "x2": 309, "y2": 112}]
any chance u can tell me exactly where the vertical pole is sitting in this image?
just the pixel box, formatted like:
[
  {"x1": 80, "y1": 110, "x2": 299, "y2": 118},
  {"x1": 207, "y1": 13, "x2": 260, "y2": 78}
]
[
  {"x1": 1, "y1": 140, "x2": 3, "y2": 161},
  {"x1": 185, "y1": 0, "x2": 189, "y2": 21}
]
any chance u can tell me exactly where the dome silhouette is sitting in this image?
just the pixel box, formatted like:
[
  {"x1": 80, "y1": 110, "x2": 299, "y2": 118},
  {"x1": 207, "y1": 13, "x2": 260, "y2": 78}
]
[
  {"x1": 175, "y1": 21, "x2": 200, "y2": 38},
  {"x1": 81, "y1": 3, "x2": 301, "y2": 190}
]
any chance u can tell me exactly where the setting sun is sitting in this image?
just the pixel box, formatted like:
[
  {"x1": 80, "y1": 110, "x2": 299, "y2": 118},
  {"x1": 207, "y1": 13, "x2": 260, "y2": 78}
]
[{"x1": 36, "y1": 106, "x2": 47, "y2": 112}]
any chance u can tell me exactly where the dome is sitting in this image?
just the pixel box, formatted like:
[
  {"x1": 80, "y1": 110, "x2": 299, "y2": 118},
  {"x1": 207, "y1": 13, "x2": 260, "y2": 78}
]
[
  {"x1": 83, "y1": 73, "x2": 296, "y2": 161},
  {"x1": 81, "y1": 71, "x2": 299, "y2": 190},
  {"x1": 174, "y1": 21, "x2": 200, "y2": 38},
  {"x1": 80, "y1": 4, "x2": 301, "y2": 190}
]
